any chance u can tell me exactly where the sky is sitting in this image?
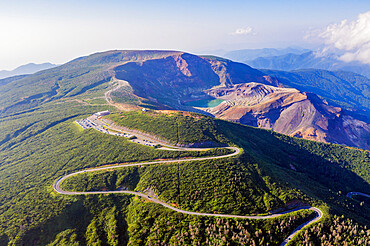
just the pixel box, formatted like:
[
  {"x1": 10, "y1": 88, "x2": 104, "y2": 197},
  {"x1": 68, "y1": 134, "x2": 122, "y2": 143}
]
[{"x1": 0, "y1": 0, "x2": 369, "y2": 70}]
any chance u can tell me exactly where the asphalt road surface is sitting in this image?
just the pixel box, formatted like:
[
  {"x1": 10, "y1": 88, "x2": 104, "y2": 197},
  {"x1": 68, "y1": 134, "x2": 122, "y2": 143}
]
[{"x1": 346, "y1": 192, "x2": 370, "y2": 199}]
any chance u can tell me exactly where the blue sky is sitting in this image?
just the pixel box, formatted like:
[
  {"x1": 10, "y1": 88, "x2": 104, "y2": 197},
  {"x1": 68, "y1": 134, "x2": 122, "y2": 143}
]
[{"x1": 0, "y1": 0, "x2": 369, "y2": 69}]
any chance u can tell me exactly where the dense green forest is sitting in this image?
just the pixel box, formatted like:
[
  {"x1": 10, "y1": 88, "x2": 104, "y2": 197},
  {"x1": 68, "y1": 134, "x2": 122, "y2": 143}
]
[
  {"x1": 126, "y1": 199, "x2": 315, "y2": 246},
  {"x1": 0, "y1": 50, "x2": 369, "y2": 245},
  {"x1": 0, "y1": 103, "x2": 236, "y2": 245},
  {"x1": 291, "y1": 215, "x2": 369, "y2": 245},
  {"x1": 0, "y1": 102, "x2": 369, "y2": 245},
  {"x1": 60, "y1": 154, "x2": 308, "y2": 215}
]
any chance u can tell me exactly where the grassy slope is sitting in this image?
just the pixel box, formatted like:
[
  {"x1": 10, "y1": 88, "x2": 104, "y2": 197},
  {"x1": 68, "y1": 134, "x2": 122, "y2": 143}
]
[
  {"x1": 0, "y1": 105, "x2": 369, "y2": 245},
  {"x1": 62, "y1": 111, "x2": 370, "y2": 245},
  {"x1": 106, "y1": 111, "x2": 230, "y2": 145},
  {"x1": 0, "y1": 50, "x2": 368, "y2": 245},
  {"x1": 106, "y1": 112, "x2": 369, "y2": 215},
  {"x1": 126, "y1": 198, "x2": 315, "y2": 246},
  {"x1": 222, "y1": 120, "x2": 369, "y2": 221},
  {"x1": 0, "y1": 51, "x2": 183, "y2": 117},
  {"x1": 0, "y1": 103, "x2": 229, "y2": 245}
]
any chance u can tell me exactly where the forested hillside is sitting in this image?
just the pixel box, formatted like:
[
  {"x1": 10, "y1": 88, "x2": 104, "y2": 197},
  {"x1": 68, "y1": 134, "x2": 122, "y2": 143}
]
[
  {"x1": 0, "y1": 50, "x2": 369, "y2": 245},
  {"x1": 0, "y1": 100, "x2": 369, "y2": 245}
]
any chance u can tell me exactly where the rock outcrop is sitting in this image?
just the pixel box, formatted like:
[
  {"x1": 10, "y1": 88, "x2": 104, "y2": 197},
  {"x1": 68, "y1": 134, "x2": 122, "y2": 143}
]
[{"x1": 202, "y1": 82, "x2": 369, "y2": 150}]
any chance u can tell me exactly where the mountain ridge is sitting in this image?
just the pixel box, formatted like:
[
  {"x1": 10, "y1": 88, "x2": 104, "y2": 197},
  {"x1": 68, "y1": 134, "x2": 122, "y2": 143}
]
[
  {"x1": 203, "y1": 82, "x2": 369, "y2": 150},
  {"x1": 245, "y1": 51, "x2": 370, "y2": 78},
  {"x1": 0, "y1": 49, "x2": 368, "y2": 150},
  {"x1": 0, "y1": 62, "x2": 57, "y2": 79},
  {"x1": 223, "y1": 47, "x2": 311, "y2": 62},
  {"x1": 261, "y1": 68, "x2": 370, "y2": 122}
]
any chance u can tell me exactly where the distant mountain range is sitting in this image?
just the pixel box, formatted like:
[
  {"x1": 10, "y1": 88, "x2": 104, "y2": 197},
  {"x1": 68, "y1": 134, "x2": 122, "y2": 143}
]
[
  {"x1": 244, "y1": 51, "x2": 370, "y2": 78},
  {"x1": 0, "y1": 62, "x2": 57, "y2": 79},
  {"x1": 223, "y1": 47, "x2": 311, "y2": 62},
  {"x1": 1, "y1": 50, "x2": 368, "y2": 150}
]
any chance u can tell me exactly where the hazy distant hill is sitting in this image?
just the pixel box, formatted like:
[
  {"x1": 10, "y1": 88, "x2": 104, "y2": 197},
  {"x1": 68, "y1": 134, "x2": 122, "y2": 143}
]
[
  {"x1": 0, "y1": 62, "x2": 57, "y2": 79},
  {"x1": 224, "y1": 47, "x2": 310, "y2": 62},
  {"x1": 245, "y1": 51, "x2": 370, "y2": 78}
]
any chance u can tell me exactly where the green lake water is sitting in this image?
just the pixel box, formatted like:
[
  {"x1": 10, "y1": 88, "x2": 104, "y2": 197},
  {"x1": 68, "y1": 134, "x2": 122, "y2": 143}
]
[{"x1": 185, "y1": 98, "x2": 224, "y2": 108}]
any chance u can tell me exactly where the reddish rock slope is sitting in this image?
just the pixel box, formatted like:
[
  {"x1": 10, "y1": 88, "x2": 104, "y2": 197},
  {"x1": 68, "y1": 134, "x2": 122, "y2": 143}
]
[{"x1": 203, "y1": 82, "x2": 369, "y2": 149}]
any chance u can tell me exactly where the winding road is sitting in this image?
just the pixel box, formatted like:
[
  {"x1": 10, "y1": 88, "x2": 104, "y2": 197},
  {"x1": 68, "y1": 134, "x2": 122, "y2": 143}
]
[
  {"x1": 55, "y1": 116, "x2": 325, "y2": 245},
  {"x1": 104, "y1": 78, "x2": 126, "y2": 107},
  {"x1": 346, "y1": 192, "x2": 370, "y2": 199}
]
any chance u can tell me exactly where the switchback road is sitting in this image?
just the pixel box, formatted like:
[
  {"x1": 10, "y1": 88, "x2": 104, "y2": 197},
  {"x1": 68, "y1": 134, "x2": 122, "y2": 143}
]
[
  {"x1": 346, "y1": 192, "x2": 370, "y2": 199},
  {"x1": 55, "y1": 117, "x2": 324, "y2": 245}
]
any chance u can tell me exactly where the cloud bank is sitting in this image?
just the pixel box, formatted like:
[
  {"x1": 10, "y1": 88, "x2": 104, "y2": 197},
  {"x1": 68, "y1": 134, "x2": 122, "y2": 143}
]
[
  {"x1": 231, "y1": 27, "x2": 253, "y2": 35},
  {"x1": 320, "y1": 11, "x2": 370, "y2": 64}
]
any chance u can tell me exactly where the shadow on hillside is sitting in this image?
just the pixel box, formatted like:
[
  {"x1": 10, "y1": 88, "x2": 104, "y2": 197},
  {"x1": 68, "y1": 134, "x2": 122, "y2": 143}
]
[
  {"x1": 218, "y1": 119, "x2": 370, "y2": 223},
  {"x1": 0, "y1": 234, "x2": 9, "y2": 246},
  {"x1": 19, "y1": 195, "x2": 131, "y2": 246}
]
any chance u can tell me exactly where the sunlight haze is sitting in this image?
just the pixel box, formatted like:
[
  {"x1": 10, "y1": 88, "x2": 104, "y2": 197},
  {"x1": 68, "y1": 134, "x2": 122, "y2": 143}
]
[{"x1": 0, "y1": 0, "x2": 369, "y2": 70}]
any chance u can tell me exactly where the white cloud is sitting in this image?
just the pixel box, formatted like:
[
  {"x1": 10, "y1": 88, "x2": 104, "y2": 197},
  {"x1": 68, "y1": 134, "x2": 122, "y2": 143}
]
[
  {"x1": 231, "y1": 27, "x2": 254, "y2": 35},
  {"x1": 320, "y1": 11, "x2": 370, "y2": 64}
]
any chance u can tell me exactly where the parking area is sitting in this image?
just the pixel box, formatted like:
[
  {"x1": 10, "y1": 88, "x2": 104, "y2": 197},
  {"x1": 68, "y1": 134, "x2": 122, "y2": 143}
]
[{"x1": 76, "y1": 114, "x2": 160, "y2": 148}]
